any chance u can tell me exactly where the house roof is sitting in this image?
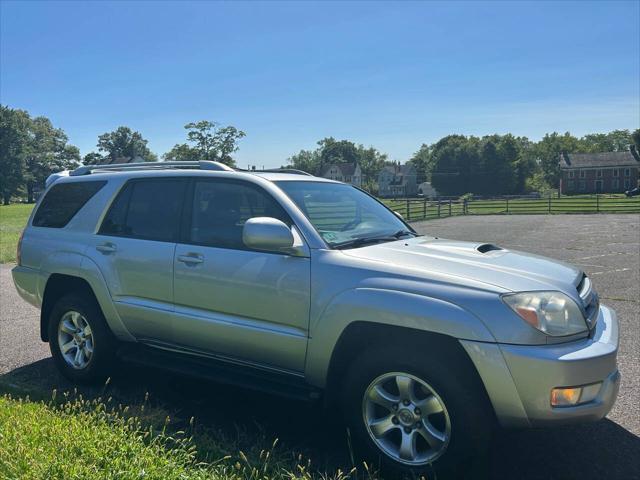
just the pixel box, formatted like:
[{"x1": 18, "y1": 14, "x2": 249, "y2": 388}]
[
  {"x1": 560, "y1": 151, "x2": 640, "y2": 169},
  {"x1": 320, "y1": 162, "x2": 358, "y2": 176},
  {"x1": 381, "y1": 164, "x2": 416, "y2": 176}
]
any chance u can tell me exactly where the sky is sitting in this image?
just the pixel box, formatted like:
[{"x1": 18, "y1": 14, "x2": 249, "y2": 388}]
[{"x1": 1, "y1": 1, "x2": 639, "y2": 169}]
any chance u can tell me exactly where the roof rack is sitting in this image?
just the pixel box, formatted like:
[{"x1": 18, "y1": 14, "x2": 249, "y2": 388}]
[
  {"x1": 238, "y1": 167, "x2": 314, "y2": 176},
  {"x1": 69, "y1": 160, "x2": 234, "y2": 177}
]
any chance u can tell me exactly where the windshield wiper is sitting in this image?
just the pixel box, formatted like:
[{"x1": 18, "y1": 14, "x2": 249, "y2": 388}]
[{"x1": 333, "y1": 230, "x2": 417, "y2": 250}]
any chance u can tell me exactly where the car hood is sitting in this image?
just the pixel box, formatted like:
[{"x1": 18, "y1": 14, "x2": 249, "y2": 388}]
[{"x1": 341, "y1": 236, "x2": 583, "y2": 294}]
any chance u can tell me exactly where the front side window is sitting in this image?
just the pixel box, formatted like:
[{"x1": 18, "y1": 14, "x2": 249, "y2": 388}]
[
  {"x1": 275, "y1": 181, "x2": 411, "y2": 248},
  {"x1": 613, "y1": 169, "x2": 619, "y2": 177},
  {"x1": 579, "y1": 170, "x2": 586, "y2": 178},
  {"x1": 33, "y1": 181, "x2": 106, "y2": 228},
  {"x1": 625, "y1": 168, "x2": 631, "y2": 177},
  {"x1": 568, "y1": 170, "x2": 575, "y2": 178},
  {"x1": 596, "y1": 169, "x2": 603, "y2": 178},
  {"x1": 188, "y1": 180, "x2": 290, "y2": 250},
  {"x1": 100, "y1": 179, "x2": 187, "y2": 242}
]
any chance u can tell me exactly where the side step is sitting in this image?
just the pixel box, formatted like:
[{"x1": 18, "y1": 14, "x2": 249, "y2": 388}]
[{"x1": 116, "y1": 344, "x2": 322, "y2": 402}]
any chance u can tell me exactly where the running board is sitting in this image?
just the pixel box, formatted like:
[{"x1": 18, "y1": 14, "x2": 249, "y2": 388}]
[{"x1": 116, "y1": 344, "x2": 322, "y2": 402}]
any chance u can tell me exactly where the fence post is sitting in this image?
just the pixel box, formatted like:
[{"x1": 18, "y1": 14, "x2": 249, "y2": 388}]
[
  {"x1": 423, "y1": 197, "x2": 427, "y2": 219},
  {"x1": 463, "y1": 198, "x2": 468, "y2": 215},
  {"x1": 406, "y1": 198, "x2": 410, "y2": 221},
  {"x1": 548, "y1": 196, "x2": 551, "y2": 213},
  {"x1": 448, "y1": 199, "x2": 452, "y2": 217},
  {"x1": 596, "y1": 194, "x2": 600, "y2": 213},
  {"x1": 437, "y1": 200, "x2": 441, "y2": 218},
  {"x1": 506, "y1": 197, "x2": 509, "y2": 214}
]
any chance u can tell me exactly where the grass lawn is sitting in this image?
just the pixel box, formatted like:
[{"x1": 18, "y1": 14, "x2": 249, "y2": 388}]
[
  {"x1": 0, "y1": 392, "x2": 368, "y2": 480},
  {"x1": 0, "y1": 204, "x2": 33, "y2": 263}
]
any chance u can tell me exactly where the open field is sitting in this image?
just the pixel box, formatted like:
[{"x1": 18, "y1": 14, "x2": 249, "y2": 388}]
[
  {"x1": 0, "y1": 204, "x2": 32, "y2": 263},
  {"x1": 1, "y1": 214, "x2": 638, "y2": 479},
  {"x1": 383, "y1": 194, "x2": 640, "y2": 221}
]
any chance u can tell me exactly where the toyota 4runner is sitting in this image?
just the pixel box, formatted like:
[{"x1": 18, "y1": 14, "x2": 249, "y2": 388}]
[{"x1": 12, "y1": 161, "x2": 620, "y2": 477}]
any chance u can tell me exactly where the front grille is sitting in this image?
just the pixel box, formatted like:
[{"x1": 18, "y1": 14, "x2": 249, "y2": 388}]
[{"x1": 577, "y1": 274, "x2": 599, "y2": 329}]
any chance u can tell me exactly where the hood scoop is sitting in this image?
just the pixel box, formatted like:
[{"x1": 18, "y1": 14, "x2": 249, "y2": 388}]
[{"x1": 476, "y1": 243, "x2": 503, "y2": 254}]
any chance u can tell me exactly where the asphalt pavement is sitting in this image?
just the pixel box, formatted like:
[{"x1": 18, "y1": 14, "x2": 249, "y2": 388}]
[{"x1": 0, "y1": 213, "x2": 638, "y2": 479}]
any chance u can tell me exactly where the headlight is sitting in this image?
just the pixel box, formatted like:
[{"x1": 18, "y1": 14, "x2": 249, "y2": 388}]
[{"x1": 502, "y1": 291, "x2": 587, "y2": 336}]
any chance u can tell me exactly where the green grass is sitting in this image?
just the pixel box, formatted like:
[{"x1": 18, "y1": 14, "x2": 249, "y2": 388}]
[
  {"x1": 0, "y1": 392, "x2": 370, "y2": 480},
  {"x1": 383, "y1": 195, "x2": 640, "y2": 221},
  {"x1": 0, "y1": 204, "x2": 33, "y2": 263}
]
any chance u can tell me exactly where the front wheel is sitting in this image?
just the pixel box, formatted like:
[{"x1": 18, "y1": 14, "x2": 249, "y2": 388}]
[
  {"x1": 342, "y1": 346, "x2": 492, "y2": 479},
  {"x1": 48, "y1": 292, "x2": 115, "y2": 383}
]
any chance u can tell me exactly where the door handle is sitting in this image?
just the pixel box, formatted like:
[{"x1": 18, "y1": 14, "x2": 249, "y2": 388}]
[
  {"x1": 96, "y1": 243, "x2": 117, "y2": 254},
  {"x1": 177, "y1": 254, "x2": 204, "y2": 265}
]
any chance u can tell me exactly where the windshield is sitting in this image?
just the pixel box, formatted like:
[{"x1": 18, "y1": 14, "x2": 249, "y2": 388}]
[{"x1": 274, "y1": 181, "x2": 413, "y2": 248}]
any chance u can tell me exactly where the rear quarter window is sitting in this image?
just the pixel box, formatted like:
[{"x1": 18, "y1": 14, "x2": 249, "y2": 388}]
[{"x1": 32, "y1": 181, "x2": 107, "y2": 228}]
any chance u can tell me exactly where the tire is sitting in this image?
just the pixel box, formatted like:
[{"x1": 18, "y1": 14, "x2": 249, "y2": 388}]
[
  {"x1": 48, "y1": 292, "x2": 116, "y2": 384},
  {"x1": 342, "y1": 344, "x2": 493, "y2": 479}
]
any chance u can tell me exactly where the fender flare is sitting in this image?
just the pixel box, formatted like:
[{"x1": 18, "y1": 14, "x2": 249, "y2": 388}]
[
  {"x1": 304, "y1": 287, "x2": 496, "y2": 387},
  {"x1": 40, "y1": 251, "x2": 135, "y2": 341}
]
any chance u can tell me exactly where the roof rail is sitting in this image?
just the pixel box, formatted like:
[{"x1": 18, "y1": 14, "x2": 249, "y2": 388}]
[
  {"x1": 238, "y1": 167, "x2": 314, "y2": 176},
  {"x1": 69, "y1": 160, "x2": 234, "y2": 177}
]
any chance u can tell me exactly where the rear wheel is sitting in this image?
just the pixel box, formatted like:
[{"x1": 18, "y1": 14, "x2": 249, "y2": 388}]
[
  {"x1": 342, "y1": 345, "x2": 492, "y2": 479},
  {"x1": 48, "y1": 293, "x2": 115, "y2": 383}
]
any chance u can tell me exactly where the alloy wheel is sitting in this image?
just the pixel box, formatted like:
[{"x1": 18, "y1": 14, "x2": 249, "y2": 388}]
[
  {"x1": 362, "y1": 372, "x2": 451, "y2": 465},
  {"x1": 57, "y1": 310, "x2": 94, "y2": 370}
]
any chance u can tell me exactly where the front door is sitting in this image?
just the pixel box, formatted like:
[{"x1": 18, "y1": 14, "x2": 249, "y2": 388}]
[
  {"x1": 89, "y1": 178, "x2": 187, "y2": 342},
  {"x1": 172, "y1": 178, "x2": 311, "y2": 373}
]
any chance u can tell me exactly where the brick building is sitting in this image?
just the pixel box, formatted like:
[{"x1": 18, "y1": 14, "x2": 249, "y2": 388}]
[{"x1": 559, "y1": 148, "x2": 640, "y2": 194}]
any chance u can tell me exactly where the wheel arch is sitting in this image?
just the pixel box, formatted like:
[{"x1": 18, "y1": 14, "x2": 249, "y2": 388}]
[
  {"x1": 322, "y1": 321, "x2": 493, "y2": 416},
  {"x1": 39, "y1": 255, "x2": 134, "y2": 342}
]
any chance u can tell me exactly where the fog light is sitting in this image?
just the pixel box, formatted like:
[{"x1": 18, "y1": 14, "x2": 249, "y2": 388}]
[{"x1": 551, "y1": 382, "x2": 602, "y2": 407}]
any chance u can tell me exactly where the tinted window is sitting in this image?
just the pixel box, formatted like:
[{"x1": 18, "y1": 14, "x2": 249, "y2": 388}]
[
  {"x1": 100, "y1": 179, "x2": 186, "y2": 242},
  {"x1": 189, "y1": 180, "x2": 289, "y2": 249},
  {"x1": 33, "y1": 181, "x2": 106, "y2": 228}
]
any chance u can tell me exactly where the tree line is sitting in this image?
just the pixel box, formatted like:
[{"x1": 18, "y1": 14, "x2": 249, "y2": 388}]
[
  {"x1": 0, "y1": 105, "x2": 245, "y2": 204},
  {"x1": 1, "y1": 103, "x2": 638, "y2": 204}
]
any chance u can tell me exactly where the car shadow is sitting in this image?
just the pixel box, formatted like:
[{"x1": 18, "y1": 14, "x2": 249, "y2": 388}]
[{"x1": 1, "y1": 358, "x2": 639, "y2": 480}]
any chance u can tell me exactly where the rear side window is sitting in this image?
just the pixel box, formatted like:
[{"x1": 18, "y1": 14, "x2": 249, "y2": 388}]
[
  {"x1": 100, "y1": 179, "x2": 186, "y2": 242},
  {"x1": 33, "y1": 181, "x2": 106, "y2": 228}
]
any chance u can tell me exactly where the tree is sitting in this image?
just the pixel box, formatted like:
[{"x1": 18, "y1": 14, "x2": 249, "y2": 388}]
[
  {"x1": 162, "y1": 143, "x2": 199, "y2": 162},
  {"x1": 581, "y1": 129, "x2": 632, "y2": 153},
  {"x1": 83, "y1": 152, "x2": 104, "y2": 165},
  {"x1": 630, "y1": 129, "x2": 640, "y2": 152},
  {"x1": 429, "y1": 135, "x2": 481, "y2": 196},
  {"x1": 533, "y1": 132, "x2": 583, "y2": 187},
  {"x1": 285, "y1": 137, "x2": 387, "y2": 188},
  {"x1": 0, "y1": 106, "x2": 30, "y2": 204},
  {"x1": 409, "y1": 144, "x2": 433, "y2": 184},
  {"x1": 24, "y1": 116, "x2": 80, "y2": 202},
  {"x1": 286, "y1": 148, "x2": 321, "y2": 175},
  {"x1": 96, "y1": 126, "x2": 157, "y2": 163},
  {"x1": 176, "y1": 120, "x2": 246, "y2": 166}
]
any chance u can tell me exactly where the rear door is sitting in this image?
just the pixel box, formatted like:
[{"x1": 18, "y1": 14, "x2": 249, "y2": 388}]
[
  {"x1": 88, "y1": 177, "x2": 187, "y2": 342},
  {"x1": 172, "y1": 178, "x2": 311, "y2": 372}
]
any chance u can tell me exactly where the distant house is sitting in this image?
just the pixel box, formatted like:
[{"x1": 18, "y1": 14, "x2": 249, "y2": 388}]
[
  {"x1": 378, "y1": 164, "x2": 418, "y2": 198},
  {"x1": 559, "y1": 148, "x2": 640, "y2": 194},
  {"x1": 418, "y1": 181, "x2": 439, "y2": 199},
  {"x1": 320, "y1": 163, "x2": 362, "y2": 187}
]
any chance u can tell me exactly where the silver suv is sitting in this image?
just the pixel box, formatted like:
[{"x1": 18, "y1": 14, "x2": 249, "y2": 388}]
[{"x1": 13, "y1": 161, "x2": 620, "y2": 477}]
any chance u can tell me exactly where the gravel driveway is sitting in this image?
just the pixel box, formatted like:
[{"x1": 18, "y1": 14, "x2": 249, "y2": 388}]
[{"x1": 1, "y1": 213, "x2": 638, "y2": 479}]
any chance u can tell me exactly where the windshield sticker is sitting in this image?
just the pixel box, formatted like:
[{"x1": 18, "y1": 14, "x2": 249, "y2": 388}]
[{"x1": 322, "y1": 232, "x2": 338, "y2": 242}]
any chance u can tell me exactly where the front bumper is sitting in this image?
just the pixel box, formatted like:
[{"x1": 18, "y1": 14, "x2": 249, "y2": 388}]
[{"x1": 461, "y1": 304, "x2": 620, "y2": 428}]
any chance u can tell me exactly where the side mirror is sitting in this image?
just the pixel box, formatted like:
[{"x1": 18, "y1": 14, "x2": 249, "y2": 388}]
[{"x1": 243, "y1": 217, "x2": 299, "y2": 254}]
